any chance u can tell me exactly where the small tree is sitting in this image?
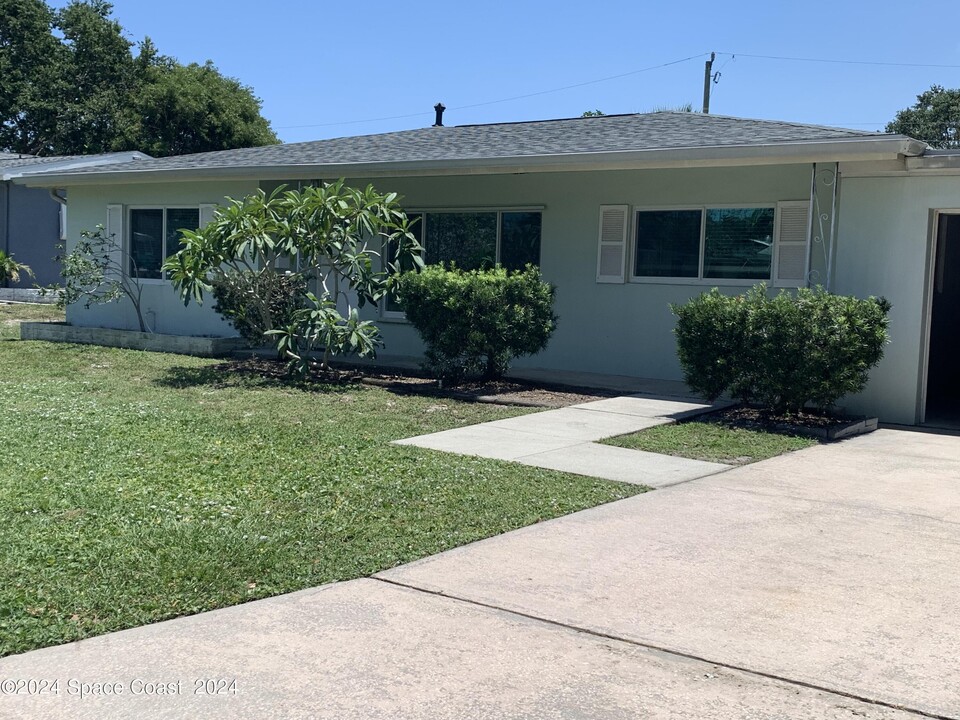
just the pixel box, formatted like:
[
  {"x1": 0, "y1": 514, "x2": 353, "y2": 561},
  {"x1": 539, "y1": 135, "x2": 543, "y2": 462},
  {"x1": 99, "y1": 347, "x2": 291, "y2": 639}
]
[
  {"x1": 49, "y1": 225, "x2": 151, "y2": 332},
  {"x1": 164, "y1": 181, "x2": 423, "y2": 373},
  {"x1": 396, "y1": 264, "x2": 557, "y2": 384},
  {"x1": 0, "y1": 250, "x2": 33, "y2": 285}
]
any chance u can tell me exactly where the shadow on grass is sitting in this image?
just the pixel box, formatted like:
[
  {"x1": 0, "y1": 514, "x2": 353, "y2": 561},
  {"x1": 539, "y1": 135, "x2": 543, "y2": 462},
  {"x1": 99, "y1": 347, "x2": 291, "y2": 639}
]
[{"x1": 154, "y1": 358, "x2": 365, "y2": 395}]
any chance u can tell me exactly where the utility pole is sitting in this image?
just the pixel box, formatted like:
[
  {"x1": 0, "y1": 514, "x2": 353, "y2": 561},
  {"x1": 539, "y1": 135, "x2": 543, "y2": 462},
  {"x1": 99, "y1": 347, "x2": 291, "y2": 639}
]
[{"x1": 702, "y1": 52, "x2": 715, "y2": 114}]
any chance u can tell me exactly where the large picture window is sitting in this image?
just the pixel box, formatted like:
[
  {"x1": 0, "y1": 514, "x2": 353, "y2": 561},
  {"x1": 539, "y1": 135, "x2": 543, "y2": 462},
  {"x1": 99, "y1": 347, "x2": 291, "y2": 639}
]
[
  {"x1": 409, "y1": 210, "x2": 541, "y2": 272},
  {"x1": 128, "y1": 207, "x2": 199, "y2": 280},
  {"x1": 384, "y1": 209, "x2": 542, "y2": 315},
  {"x1": 633, "y1": 206, "x2": 775, "y2": 281}
]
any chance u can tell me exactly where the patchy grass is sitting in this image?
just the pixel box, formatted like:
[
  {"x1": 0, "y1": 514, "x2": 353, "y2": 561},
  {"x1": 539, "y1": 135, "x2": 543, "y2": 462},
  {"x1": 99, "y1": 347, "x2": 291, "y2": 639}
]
[
  {"x1": 604, "y1": 419, "x2": 816, "y2": 465},
  {"x1": 0, "y1": 302, "x2": 63, "y2": 339},
  {"x1": 0, "y1": 306, "x2": 642, "y2": 656}
]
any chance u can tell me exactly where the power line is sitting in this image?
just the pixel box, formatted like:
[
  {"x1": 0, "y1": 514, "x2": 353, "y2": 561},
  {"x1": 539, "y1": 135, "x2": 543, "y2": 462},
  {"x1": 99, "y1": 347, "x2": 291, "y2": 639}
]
[
  {"x1": 450, "y1": 53, "x2": 708, "y2": 111},
  {"x1": 274, "y1": 52, "x2": 709, "y2": 130},
  {"x1": 717, "y1": 52, "x2": 960, "y2": 69}
]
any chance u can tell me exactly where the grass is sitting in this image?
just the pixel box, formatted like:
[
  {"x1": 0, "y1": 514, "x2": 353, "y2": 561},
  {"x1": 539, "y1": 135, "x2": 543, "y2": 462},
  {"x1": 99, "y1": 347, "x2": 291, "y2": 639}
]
[
  {"x1": 0, "y1": 303, "x2": 643, "y2": 656},
  {"x1": 0, "y1": 301, "x2": 63, "y2": 330},
  {"x1": 603, "y1": 418, "x2": 816, "y2": 465}
]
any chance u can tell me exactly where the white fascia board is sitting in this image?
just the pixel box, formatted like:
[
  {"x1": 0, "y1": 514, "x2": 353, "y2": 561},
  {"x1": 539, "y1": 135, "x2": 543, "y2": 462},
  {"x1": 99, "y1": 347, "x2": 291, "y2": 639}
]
[
  {"x1": 905, "y1": 153, "x2": 960, "y2": 172},
  {"x1": 15, "y1": 137, "x2": 925, "y2": 187}
]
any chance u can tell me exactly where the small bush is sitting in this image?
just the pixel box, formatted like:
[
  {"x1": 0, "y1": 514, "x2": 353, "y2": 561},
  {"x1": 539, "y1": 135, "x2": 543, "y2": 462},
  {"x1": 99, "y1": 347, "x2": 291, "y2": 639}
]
[
  {"x1": 211, "y1": 270, "x2": 308, "y2": 346},
  {"x1": 672, "y1": 284, "x2": 891, "y2": 414},
  {"x1": 396, "y1": 264, "x2": 558, "y2": 384}
]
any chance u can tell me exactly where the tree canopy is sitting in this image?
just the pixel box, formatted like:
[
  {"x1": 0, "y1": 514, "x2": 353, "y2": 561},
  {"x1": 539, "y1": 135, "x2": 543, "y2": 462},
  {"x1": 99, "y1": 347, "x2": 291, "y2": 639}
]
[
  {"x1": 886, "y1": 85, "x2": 960, "y2": 149},
  {"x1": 0, "y1": 0, "x2": 278, "y2": 156}
]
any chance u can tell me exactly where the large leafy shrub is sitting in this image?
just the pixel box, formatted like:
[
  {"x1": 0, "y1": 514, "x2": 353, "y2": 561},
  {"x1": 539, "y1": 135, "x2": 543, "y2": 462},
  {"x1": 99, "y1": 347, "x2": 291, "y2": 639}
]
[
  {"x1": 396, "y1": 265, "x2": 557, "y2": 383},
  {"x1": 211, "y1": 270, "x2": 307, "y2": 346},
  {"x1": 672, "y1": 284, "x2": 891, "y2": 414}
]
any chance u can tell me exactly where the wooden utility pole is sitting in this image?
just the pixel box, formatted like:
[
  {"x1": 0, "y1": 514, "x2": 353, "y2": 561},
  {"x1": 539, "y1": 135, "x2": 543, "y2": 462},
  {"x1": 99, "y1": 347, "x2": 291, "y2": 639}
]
[{"x1": 702, "y1": 52, "x2": 715, "y2": 114}]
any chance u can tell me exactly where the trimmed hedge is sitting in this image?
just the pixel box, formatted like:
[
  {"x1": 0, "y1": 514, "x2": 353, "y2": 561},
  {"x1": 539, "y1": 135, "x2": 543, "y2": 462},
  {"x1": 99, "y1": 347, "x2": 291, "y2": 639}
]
[
  {"x1": 395, "y1": 264, "x2": 557, "y2": 384},
  {"x1": 672, "y1": 284, "x2": 891, "y2": 414}
]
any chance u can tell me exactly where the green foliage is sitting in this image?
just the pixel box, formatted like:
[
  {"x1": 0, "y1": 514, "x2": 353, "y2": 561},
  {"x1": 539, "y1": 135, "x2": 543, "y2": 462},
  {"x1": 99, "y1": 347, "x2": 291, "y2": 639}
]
[
  {"x1": 0, "y1": 0, "x2": 277, "y2": 155},
  {"x1": 165, "y1": 181, "x2": 423, "y2": 373},
  {"x1": 672, "y1": 285, "x2": 891, "y2": 414},
  {"x1": 121, "y1": 60, "x2": 278, "y2": 157},
  {"x1": 886, "y1": 85, "x2": 960, "y2": 149},
  {"x1": 211, "y1": 270, "x2": 307, "y2": 347},
  {"x1": 45, "y1": 224, "x2": 150, "y2": 332},
  {"x1": 581, "y1": 109, "x2": 606, "y2": 117},
  {"x1": 396, "y1": 264, "x2": 558, "y2": 383},
  {"x1": 0, "y1": 250, "x2": 33, "y2": 285}
]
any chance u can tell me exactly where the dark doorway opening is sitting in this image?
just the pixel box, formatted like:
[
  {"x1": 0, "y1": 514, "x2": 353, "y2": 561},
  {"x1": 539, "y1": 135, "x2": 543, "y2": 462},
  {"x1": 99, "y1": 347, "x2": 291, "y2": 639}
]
[{"x1": 926, "y1": 213, "x2": 960, "y2": 426}]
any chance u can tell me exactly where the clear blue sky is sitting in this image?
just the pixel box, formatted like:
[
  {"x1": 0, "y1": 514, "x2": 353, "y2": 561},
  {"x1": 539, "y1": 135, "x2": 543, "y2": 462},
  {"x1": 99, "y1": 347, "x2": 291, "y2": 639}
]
[{"x1": 51, "y1": 0, "x2": 960, "y2": 143}]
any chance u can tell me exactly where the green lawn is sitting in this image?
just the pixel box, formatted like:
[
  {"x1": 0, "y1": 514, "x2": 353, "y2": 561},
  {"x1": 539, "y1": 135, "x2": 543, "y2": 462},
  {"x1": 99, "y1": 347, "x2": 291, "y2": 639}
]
[
  {"x1": 0, "y1": 304, "x2": 642, "y2": 656},
  {"x1": 603, "y1": 419, "x2": 816, "y2": 465}
]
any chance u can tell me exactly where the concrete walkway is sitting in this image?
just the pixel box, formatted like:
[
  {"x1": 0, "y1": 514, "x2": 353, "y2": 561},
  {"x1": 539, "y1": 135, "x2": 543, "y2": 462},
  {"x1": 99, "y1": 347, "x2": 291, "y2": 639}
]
[
  {"x1": 395, "y1": 395, "x2": 731, "y2": 487},
  {"x1": 2, "y1": 429, "x2": 959, "y2": 718}
]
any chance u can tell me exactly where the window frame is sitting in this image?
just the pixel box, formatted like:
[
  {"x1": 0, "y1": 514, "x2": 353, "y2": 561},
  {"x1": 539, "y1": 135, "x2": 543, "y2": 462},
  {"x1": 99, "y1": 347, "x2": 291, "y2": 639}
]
[
  {"x1": 126, "y1": 205, "x2": 201, "y2": 283},
  {"x1": 629, "y1": 203, "x2": 779, "y2": 286},
  {"x1": 380, "y1": 205, "x2": 545, "y2": 320}
]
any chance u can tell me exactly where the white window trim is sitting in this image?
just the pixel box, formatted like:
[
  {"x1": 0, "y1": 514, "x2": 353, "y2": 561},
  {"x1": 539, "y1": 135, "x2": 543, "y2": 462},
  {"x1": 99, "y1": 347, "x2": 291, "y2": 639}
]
[
  {"x1": 629, "y1": 203, "x2": 778, "y2": 285},
  {"x1": 126, "y1": 205, "x2": 203, "y2": 284},
  {"x1": 380, "y1": 206, "x2": 545, "y2": 320}
]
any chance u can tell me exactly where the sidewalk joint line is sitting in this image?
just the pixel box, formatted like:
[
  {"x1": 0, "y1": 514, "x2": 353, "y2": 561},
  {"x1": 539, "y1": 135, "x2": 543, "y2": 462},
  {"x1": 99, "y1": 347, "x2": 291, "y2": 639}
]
[{"x1": 373, "y1": 576, "x2": 955, "y2": 720}]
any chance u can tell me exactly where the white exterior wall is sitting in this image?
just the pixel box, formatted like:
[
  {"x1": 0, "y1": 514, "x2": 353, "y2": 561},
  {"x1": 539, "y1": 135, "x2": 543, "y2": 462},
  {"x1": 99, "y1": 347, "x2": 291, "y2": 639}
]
[
  {"x1": 344, "y1": 165, "x2": 812, "y2": 380},
  {"x1": 65, "y1": 181, "x2": 258, "y2": 336},
  {"x1": 835, "y1": 172, "x2": 960, "y2": 424}
]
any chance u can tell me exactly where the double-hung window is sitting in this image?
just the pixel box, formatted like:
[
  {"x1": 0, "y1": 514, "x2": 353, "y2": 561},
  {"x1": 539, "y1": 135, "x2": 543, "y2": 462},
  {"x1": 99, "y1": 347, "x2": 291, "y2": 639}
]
[
  {"x1": 633, "y1": 206, "x2": 776, "y2": 282},
  {"x1": 128, "y1": 207, "x2": 200, "y2": 280}
]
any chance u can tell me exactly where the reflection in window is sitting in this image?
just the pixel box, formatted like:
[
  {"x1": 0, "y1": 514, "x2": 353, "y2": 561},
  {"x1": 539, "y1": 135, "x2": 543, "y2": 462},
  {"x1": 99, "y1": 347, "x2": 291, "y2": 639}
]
[
  {"x1": 703, "y1": 208, "x2": 774, "y2": 280},
  {"x1": 634, "y1": 210, "x2": 701, "y2": 278}
]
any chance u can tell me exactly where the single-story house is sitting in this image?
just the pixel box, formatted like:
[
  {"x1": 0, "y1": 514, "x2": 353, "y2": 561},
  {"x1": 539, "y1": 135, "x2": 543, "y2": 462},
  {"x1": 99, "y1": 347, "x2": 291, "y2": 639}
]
[
  {"x1": 16, "y1": 112, "x2": 960, "y2": 426},
  {"x1": 0, "y1": 151, "x2": 149, "y2": 288}
]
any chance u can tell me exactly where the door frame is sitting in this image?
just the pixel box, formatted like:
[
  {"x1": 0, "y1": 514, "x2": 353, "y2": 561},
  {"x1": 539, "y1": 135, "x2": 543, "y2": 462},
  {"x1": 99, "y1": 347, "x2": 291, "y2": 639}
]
[{"x1": 919, "y1": 209, "x2": 960, "y2": 424}]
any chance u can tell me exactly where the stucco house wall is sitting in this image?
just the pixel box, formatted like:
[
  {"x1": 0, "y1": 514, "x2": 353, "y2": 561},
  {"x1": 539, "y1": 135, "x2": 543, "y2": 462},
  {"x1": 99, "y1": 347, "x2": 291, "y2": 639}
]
[
  {"x1": 65, "y1": 180, "x2": 258, "y2": 337},
  {"x1": 835, "y1": 172, "x2": 960, "y2": 424}
]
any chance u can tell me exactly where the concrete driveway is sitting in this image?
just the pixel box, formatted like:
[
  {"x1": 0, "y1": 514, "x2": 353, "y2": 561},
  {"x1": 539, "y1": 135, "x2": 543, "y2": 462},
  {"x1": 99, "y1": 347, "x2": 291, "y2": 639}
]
[{"x1": 1, "y1": 428, "x2": 958, "y2": 718}]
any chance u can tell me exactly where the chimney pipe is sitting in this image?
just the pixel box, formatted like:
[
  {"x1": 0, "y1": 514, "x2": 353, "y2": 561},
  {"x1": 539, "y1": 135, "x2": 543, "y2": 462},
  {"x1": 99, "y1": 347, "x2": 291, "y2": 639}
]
[{"x1": 433, "y1": 103, "x2": 445, "y2": 127}]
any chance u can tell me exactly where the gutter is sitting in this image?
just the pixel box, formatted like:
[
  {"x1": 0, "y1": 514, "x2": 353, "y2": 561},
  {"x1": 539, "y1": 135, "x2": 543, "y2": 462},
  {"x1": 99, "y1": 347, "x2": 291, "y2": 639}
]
[{"x1": 14, "y1": 137, "x2": 927, "y2": 187}]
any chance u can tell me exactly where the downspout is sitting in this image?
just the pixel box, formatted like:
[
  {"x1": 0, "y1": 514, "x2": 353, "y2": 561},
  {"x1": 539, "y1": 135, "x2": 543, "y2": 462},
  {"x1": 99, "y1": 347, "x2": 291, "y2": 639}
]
[{"x1": 49, "y1": 188, "x2": 66, "y2": 206}]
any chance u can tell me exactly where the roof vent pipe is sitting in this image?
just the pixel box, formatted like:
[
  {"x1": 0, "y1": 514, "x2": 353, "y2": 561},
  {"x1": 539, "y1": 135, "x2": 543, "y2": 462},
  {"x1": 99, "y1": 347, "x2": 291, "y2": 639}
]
[{"x1": 433, "y1": 103, "x2": 445, "y2": 127}]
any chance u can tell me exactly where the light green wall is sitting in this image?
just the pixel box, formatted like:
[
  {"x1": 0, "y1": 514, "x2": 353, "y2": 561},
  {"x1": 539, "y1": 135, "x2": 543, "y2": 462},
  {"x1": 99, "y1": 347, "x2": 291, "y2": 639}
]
[
  {"x1": 341, "y1": 165, "x2": 812, "y2": 379},
  {"x1": 65, "y1": 165, "x2": 827, "y2": 404},
  {"x1": 835, "y1": 173, "x2": 960, "y2": 424},
  {"x1": 65, "y1": 180, "x2": 258, "y2": 336}
]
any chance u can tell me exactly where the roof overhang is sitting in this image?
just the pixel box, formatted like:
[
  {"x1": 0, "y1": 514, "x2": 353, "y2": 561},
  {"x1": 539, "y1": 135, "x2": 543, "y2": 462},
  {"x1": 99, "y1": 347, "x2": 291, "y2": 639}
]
[
  {"x1": 4, "y1": 151, "x2": 151, "y2": 182},
  {"x1": 16, "y1": 137, "x2": 927, "y2": 187}
]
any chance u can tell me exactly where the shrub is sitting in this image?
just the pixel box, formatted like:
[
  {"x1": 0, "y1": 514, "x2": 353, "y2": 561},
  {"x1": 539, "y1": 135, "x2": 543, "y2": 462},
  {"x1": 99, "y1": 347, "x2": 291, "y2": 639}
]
[
  {"x1": 396, "y1": 264, "x2": 558, "y2": 384},
  {"x1": 211, "y1": 270, "x2": 307, "y2": 346},
  {"x1": 672, "y1": 284, "x2": 891, "y2": 414}
]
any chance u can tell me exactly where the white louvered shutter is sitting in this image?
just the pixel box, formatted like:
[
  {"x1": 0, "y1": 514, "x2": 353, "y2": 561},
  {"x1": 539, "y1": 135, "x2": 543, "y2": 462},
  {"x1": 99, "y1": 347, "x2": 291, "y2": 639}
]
[
  {"x1": 596, "y1": 205, "x2": 629, "y2": 283},
  {"x1": 774, "y1": 201, "x2": 810, "y2": 287},
  {"x1": 105, "y1": 204, "x2": 124, "y2": 282}
]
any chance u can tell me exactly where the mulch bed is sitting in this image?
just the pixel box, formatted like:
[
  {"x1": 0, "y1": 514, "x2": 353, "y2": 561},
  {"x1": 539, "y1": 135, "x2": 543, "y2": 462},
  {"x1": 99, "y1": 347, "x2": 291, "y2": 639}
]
[
  {"x1": 693, "y1": 405, "x2": 876, "y2": 440},
  {"x1": 201, "y1": 356, "x2": 619, "y2": 408}
]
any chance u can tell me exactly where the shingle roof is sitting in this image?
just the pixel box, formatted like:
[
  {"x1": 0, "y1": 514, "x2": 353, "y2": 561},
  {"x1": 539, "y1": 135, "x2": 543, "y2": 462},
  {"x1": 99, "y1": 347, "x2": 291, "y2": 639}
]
[
  {"x1": 45, "y1": 112, "x2": 896, "y2": 178},
  {"x1": 0, "y1": 154, "x2": 83, "y2": 171},
  {"x1": 0, "y1": 151, "x2": 152, "y2": 180}
]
